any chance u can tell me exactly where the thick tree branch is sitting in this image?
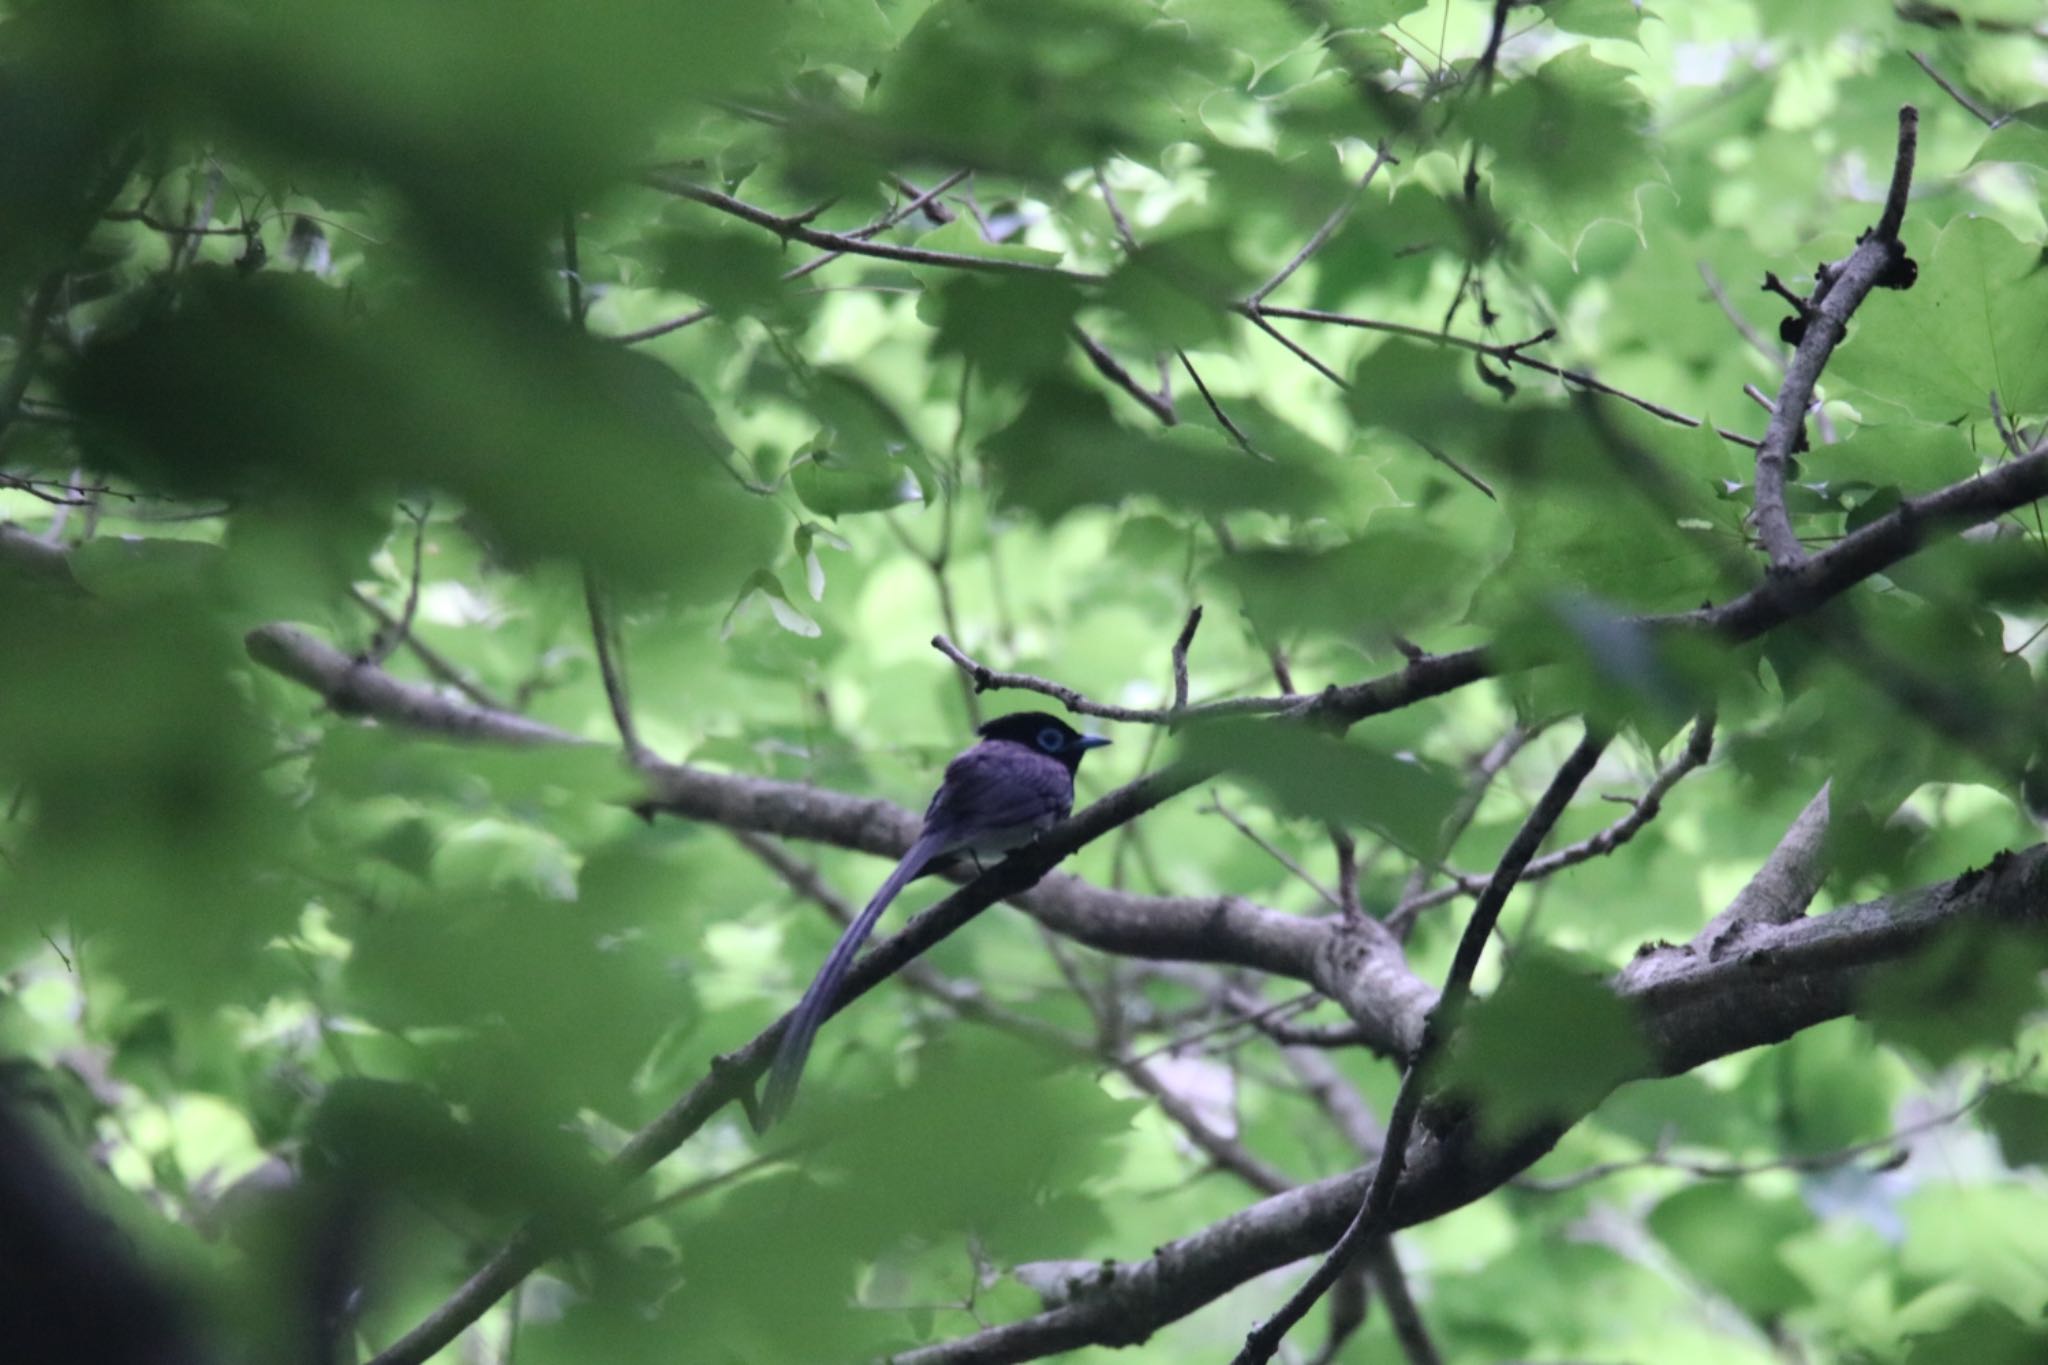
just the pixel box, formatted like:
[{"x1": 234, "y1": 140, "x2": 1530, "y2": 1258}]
[
  {"x1": 1695, "y1": 782, "x2": 1831, "y2": 952},
  {"x1": 254, "y1": 432, "x2": 2048, "y2": 1362},
  {"x1": 244, "y1": 625, "x2": 584, "y2": 747},
  {"x1": 899, "y1": 844, "x2": 2048, "y2": 1364}
]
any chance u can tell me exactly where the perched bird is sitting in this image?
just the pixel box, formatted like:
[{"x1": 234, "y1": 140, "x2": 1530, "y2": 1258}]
[{"x1": 759, "y1": 711, "x2": 1111, "y2": 1126}]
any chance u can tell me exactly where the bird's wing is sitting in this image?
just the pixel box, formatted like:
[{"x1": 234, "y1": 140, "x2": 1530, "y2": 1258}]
[{"x1": 923, "y1": 741, "x2": 1075, "y2": 849}]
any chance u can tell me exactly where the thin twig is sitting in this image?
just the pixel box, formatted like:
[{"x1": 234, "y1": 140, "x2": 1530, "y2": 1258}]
[
  {"x1": 1410, "y1": 435, "x2": 1497, "y2": 499},
  {"x1": 1363, "y1": 1239, "x2": 1444, "y2": 1365},
  {"x1": 1517, "y1": 1081, "x2": 1995, "y2": 1193},
  {"x1": 1990, "y1": 390, "x2": 2031, "y2": 461},
  {"x1": 1119, "y1": 990, "x2": 1322, "y2": 1074},
  {"x1": 0, "y1": 272, "x2": 68, "y2": 447},
  {"x1": 346, "y1": 588, "x2": 512, "y2": 713},
  {"x1": 1246, "y1": 143, "x2": 1396, "y2": 307},
  {"x1": 1203, "y1": 791, "x2": 1342, "y2": 910},
  {"x1": 611, "y1": 170, "x2": 973, "y2": 344},
  {"x1": 1256, "y1": 304, "x2": 1762, "y2": 449},
  {"x1": 647, "y1": 175, "x2": 1102, "y2": 281},
  {"x1": 1238, "y1": 308, "x2": 1349, "y2": 388},
  {"x1": 610, "y1": 305, "x2": 715, "y2": 346},
  {"x1": 1073, "y1": 326, "x2": 1177, "y2": 425},
  {"x1": 1392, "y1": 712, "x2": 1714, "y2": 923},
  {"x1": 1235, "y1": 727, "x2": 1610, "y2": 1364},
  {"x1": 364, "y1": 501, "x2": 431, "y2": 667},
  {"x1": 930, "y1": 633, "x2": 1295, "y2": 725},
  {"x1": 561, "y1": 210, "x2": 587, "y2": 328},
  {"x1": 1391, "y1": 722, "x2": 1539, "y2": 931},
  {"x1": 1699, "y1": 261, "x2": 1783, "y2": 364},
  {"x1": 1176, "y1": 351, "x2": 1263, "y2": 457},
  {"x1": 1094, "y1": 164, "x2": 1138, "y2": 250},
  {"x1": 601, "y1": 1148, "x2": 796, "y2": 1232},
  {"x1": 1330, "y1": 827, "x2": 1360, "y2": 922},
  {"x1": 1907, "y1": 52, "x2": 1998, "y2": 127},
  {"x1": 1170, "y1": 605, "x2": 1202, "y2": 714},
  {"x1": 584, "y1": 572, "x2": 654, "y2": 768}
]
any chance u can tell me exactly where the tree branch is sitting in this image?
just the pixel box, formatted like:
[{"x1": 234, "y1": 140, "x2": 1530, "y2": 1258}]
[
  {"x1": 897, "y1": 844, "x2": 2048, "y2": 1364},
  {"x1": 1752, "y1": 105, "x2": 1919, "y2": 571},
  {"x1": 1694, "y1": 782, "x2": 1831, "y2": 952},
  {"x1": 1391, "y1": 713, "x2": 1715, "y2": 924},
  {"x1": 1234, "y1": 727, "x2": 1610, "y2": 1364},
  {"x1": 244, "y1": 625, "x2": 584, "y2": 747},
  {"x1": 1245, "y1": 143, "x2": 1397, "y2": 307},
  {"x1": 1252, "y1": 304, "x2": 1762, "y2": 449},
  {"x1": 582, "y1": 572, "x2": 655, "y2": 768},
  {"x1": 930, "y1": 633, "x2": 1294, "y2": 725},
  {"x1": 644, "y1": 174, "x2": 1102, "y2": 281}
]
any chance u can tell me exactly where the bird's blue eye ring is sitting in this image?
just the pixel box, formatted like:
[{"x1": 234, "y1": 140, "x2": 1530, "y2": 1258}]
[{"x1": 1037, "y1": 726, "x2": 1066, "y2": 752}]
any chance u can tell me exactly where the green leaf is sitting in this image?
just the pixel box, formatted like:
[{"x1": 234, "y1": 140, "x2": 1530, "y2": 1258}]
[
  {"x1": 1902, "y1": 1301, "x2": 2048, "y2": 1365},
  {"x1": 1968, "y1": 104, "x2": 2048, "y2": 174},
  {"x1": 911, "y1": 217, "x2": 1064, "y2": 268},
  {"x1": 1861, "y1": 924, "x2": 2048, "y2": 1068},
  {"x1": 69, "y1": 272, "x2": 781, "y2": 596},
  {"x1": 983, "y1": 382, "x2": 1333, "y2": 519},
  {"x1": 1980, "y1": 1088, "x2": 2048, "y2": 1168},
  {"x1": 1211, "y1": 524, "x2": 1482, "y2": 638},
  {"x1": 1833, "y1": 216, "x2": 2048, "y2": 424},
  {"x1": 1433, "y1": 951, "x2": 1651, "y2": 1144},
  {"x1": 1647, "y1": 1184, "x2": 1817, "y2": 1321},
  {"x1": 67, "y1": 537, "x2": 221, "y2": 601},
  {"x1": 1799, "y1": 424, "x2": 1979, "y2": 497},
  {"x1": 1461, "y1": 49, "x2": 1659, "y2": 254},
  {"x1": 931, "y1": 274, "x2": 1083, "y2": 381},
  {"x1": 1541, "y1": 0, "x2": 1647, "y2": 40},
  {"x1": 1100, "y1": 228, "x2": 1252, "y2": 349},
  {"x1": 790, "y1": 441, "x2": 915, "y2": 517},
  {"x1": 629, "y1": 223, "x2": 793, "y2": 317},
  {"x1": 1177, "y1": 721, "x2": 1459, "y2": 858}
]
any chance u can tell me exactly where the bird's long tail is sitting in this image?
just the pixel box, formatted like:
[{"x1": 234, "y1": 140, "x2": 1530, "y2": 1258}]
[{"x1": 757, "y1": 831, "x2": 948, "y2": 1128}]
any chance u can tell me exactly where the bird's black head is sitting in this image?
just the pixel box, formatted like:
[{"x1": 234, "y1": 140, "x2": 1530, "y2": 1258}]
[{"x1": 978, "y1": 711, "x2": 1112, "y2": 770}]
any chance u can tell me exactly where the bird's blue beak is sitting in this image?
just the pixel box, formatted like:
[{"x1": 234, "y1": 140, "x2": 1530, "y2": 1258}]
[{"x1": 1077, "y1": 734, "x2": 1112, "y2": 750}]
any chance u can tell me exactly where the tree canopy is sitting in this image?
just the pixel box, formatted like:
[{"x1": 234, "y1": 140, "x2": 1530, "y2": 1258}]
[{"x1": 4, "y1": 1, "x2": 2048, "y2": 1362}]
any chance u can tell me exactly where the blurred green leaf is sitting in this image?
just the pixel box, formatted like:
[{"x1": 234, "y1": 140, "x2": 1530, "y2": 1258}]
[
  {"x1": 985, "y1": 382, "x2": 1332, "y2": 518},
  {"x1": 1647, "y1": 1183, "x2": 1817, "y2": 1320},
  {"x1": 1212, "y1": 523, "x2": 1482, "y2": 638},
  {"x1": 1861, "y1": 924, "x2": 2048, "y2": 1068},
  {"x1": 1101, "y1": 229, "x2": 1252, "y2": 349},
  {"x1": 1901, "y1": 1300, "x2": 2048, "y2": 1365},
  {"x1": 1178, "y1": 721, "x2": 1459, "y2": 857},
  {"x1": 68, "y1": 272, "x2": 780, "y2": 594},
  {"x1": 1435, "y1": 950, "x2": 1651, "y2": 1144},
  {"x1": 1980, "y1": 1088, "x2": 2048, "y2": 1168},
  {"x1": 1542, "y1": 0, "x2": 1646, "y2": 40},
  {"x1": 1461, "y1": 49, "x2": 1657, "y2": 253},
  {"x1": 1968, "y1": 104, "x2": 2048, "y2": 174},
  {"x1": 932, "y1": 274, "x2": 1083, "y2": 381}
]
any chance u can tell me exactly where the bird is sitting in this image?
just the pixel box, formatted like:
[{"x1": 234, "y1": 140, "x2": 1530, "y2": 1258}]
[{"x1": 758, "y1": 710, "x2": 1111, "y2": 1127}]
